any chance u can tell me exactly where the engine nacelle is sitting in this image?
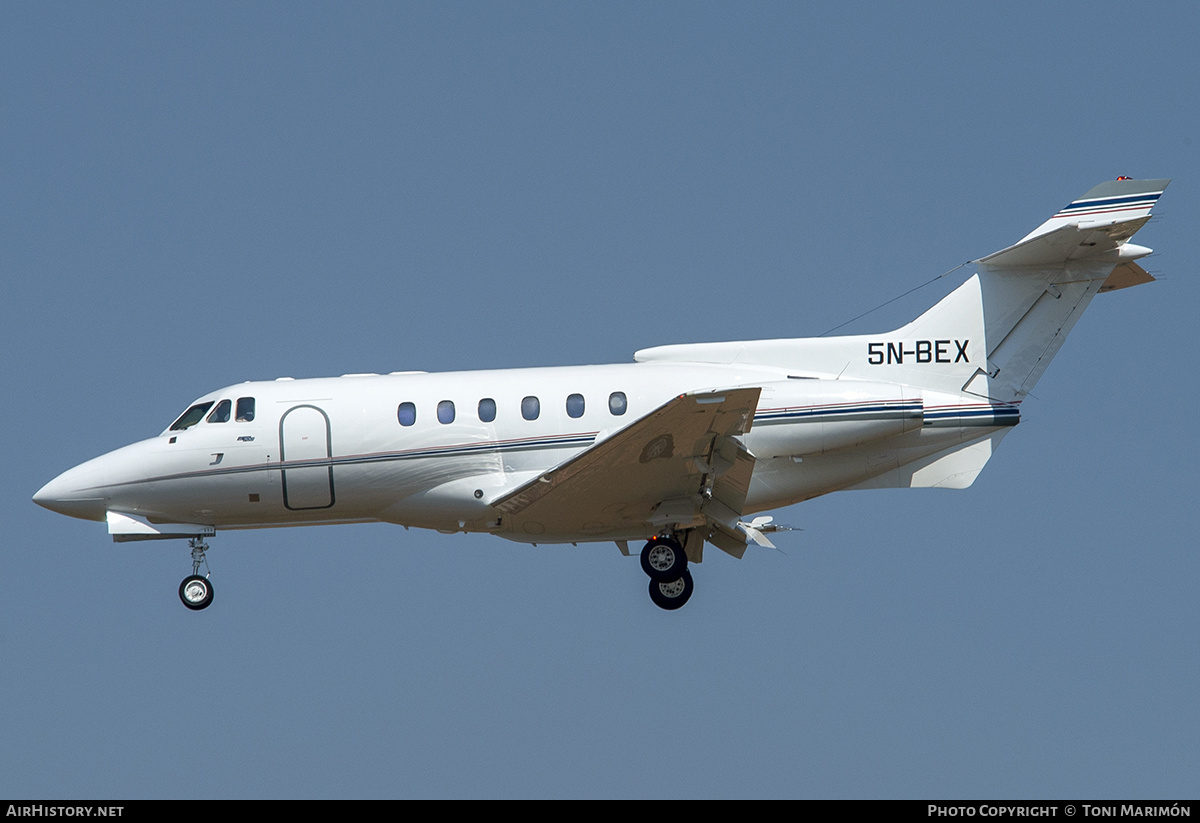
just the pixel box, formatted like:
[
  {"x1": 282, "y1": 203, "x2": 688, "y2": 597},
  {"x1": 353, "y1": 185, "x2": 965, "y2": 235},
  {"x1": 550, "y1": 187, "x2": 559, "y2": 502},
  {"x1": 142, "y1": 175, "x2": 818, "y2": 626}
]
[{"x1": 746, "y1": 379, "x2": 923, "y2": 459}]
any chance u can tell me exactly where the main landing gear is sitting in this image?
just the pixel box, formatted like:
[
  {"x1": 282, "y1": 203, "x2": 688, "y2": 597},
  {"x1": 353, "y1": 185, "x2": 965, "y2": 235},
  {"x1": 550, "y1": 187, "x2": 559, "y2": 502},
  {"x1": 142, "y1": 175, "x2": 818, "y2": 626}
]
[
  {"x1": 179, "y1": 537, "x2": 214, "y2": 611},
  {"x1": 640, "y1": 535, "x2": 693, "y2": 611}
]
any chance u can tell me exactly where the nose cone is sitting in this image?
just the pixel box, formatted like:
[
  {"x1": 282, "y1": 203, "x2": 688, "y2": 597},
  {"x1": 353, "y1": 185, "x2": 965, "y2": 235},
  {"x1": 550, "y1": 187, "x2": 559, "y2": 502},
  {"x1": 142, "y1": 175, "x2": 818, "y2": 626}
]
[{"x1": 33, "y1": 459, "x2": 111, "y2": 522}]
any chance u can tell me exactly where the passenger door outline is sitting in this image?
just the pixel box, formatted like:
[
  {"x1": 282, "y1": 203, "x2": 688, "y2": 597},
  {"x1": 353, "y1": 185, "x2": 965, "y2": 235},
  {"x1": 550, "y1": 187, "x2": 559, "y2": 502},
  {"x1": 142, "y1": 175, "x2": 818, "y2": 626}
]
[{"x1": 279, "y1": 405, "x2": 335, "y2": 510}]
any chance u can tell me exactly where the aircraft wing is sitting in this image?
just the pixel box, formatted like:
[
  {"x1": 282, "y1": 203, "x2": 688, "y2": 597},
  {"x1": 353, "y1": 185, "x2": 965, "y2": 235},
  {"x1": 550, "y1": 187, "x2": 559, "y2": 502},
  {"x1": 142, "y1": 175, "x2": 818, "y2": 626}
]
[{"x1": 490, "y1": 388, "x2": 761, "y2": 544}]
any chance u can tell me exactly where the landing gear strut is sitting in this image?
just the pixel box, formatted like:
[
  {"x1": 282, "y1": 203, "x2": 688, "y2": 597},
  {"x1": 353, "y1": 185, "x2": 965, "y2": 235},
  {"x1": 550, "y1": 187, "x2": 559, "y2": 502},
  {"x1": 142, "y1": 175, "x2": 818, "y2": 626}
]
[
  {"x1": 179, "y1": 537, "x2": 214, "y2": 611},
  {"x1": 640, "y1": 535, "x2": 693, "y2": 610}
]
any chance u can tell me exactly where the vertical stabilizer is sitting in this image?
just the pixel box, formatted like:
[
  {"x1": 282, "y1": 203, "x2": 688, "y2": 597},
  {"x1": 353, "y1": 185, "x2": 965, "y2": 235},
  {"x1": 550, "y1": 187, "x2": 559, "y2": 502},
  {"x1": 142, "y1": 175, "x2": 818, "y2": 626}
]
[
  {"x1": 962, "y1": 178, "x2": 1169, "y2": 403},
  {"x1": 633, "y1": 179, "x2": 1168, "y2": 407}
]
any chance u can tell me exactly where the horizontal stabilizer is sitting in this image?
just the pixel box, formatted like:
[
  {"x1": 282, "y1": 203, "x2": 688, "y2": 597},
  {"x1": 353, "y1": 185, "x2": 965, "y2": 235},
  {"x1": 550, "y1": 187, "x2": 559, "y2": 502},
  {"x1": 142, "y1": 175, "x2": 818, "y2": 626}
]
[
  {"x1": 974, "y1": 220, "x2": 1142, "y2": 268},
  {"x1": 977, "y1": 218, "x2": 1154, "y2": 269},
  {"x1": 1100, "y1": 261, "x2": 1155, "y2": 293},
  {"x1": 979, "y1": 179, "x2": 1167, "y2": 269}
]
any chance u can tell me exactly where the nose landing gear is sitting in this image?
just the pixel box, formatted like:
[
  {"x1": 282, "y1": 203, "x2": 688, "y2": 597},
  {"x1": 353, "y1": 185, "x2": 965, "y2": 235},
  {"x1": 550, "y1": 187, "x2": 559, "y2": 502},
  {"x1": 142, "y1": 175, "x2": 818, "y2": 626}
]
[
  {"x1": 640, "y1": 535, "x2": 693, "y2": 611},
  {"x1": 179, "y1": 538, "x2": 214, "y2": 610}
]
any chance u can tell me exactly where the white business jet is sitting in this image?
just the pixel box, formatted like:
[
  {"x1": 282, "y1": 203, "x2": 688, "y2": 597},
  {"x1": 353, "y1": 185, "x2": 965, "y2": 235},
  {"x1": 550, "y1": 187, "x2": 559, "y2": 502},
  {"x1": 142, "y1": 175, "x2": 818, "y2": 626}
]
[{"x1": 34, "y1": 178, "x2": 1169, "y2": 611}]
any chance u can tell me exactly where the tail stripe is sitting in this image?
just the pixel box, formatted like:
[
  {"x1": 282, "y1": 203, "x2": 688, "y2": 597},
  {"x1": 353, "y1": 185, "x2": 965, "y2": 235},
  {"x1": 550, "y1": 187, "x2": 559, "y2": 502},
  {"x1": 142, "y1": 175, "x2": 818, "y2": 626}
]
[{"x1": 1055, "y1": 191, "x2": 1162, "y2": 220}]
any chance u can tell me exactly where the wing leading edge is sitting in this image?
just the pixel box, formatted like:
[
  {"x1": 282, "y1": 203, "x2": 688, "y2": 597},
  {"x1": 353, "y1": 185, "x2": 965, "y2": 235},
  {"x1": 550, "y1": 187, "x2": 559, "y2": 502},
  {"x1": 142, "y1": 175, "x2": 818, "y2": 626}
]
[{"x1": 490, "y1": 388, "x2": 761, "y2": 552}]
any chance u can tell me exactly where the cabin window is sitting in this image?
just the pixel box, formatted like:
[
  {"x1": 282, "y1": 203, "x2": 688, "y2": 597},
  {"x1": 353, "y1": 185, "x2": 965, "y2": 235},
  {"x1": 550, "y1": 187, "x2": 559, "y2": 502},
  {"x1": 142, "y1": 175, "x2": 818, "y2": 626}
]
[
  {"x1": 207, "y1": 399, "x2": 232, "y2": 423},
  {"x1": 608, "y1": 392, "x2": 628, "y2": 416},
  {"x1": 169, "y1": 402, "x2": 214, "y2": 431},
  {"x1": 566, "y1": 393, "x2": 585, "y2": 419},
  {"x1": 521, "y1": 396, "x2": 540, "y2": 421},
  {"x1": 437, "y1": 400, "x2": 455, "y2": 424},
  {"x1": 236, "y1": 397, "x2": 256, "y2": 422},
  {"x1": 397, "y1": 402, "x2": 417, "y2": 427},
  {"x1": 478, "y1": 398, "x2": 496, "y2": 422}
]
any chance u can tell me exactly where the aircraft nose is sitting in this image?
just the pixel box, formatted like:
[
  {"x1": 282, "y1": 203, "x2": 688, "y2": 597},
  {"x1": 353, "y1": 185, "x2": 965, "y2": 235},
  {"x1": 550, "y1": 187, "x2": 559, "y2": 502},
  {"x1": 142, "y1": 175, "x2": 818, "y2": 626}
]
[{"x1": 33, "y1": 462, "x2": 110, "y2": 522}]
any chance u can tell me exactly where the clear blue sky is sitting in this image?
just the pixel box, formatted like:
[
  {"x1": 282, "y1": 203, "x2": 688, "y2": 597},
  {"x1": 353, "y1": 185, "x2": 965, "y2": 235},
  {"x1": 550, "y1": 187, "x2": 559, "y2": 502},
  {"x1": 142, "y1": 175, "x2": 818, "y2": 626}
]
[{"x1": 3, "y1": 2, "x2": 1197, "y2": 798}]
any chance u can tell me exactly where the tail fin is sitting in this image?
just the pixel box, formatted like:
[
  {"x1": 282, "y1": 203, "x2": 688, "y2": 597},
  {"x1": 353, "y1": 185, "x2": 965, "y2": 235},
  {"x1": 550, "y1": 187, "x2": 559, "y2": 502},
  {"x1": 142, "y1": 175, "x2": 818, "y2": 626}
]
[
  {"x1": 634, "y1": 178, "x2": 1169, "y2": 404},
  {"x1": 962, "y1": 178, "x2": 1170, "y2": 403}
]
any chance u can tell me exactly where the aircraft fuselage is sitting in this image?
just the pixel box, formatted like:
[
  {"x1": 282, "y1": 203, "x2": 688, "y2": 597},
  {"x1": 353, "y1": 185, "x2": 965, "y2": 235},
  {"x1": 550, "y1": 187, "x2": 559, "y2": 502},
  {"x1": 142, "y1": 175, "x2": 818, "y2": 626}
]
[{"x1": 35, "y1": 361, "x2": 1014, "y2": 544}]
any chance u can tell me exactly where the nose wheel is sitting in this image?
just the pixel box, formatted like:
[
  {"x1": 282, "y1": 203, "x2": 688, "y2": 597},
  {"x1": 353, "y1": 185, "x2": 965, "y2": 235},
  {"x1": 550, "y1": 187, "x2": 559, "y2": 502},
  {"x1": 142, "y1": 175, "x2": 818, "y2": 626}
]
[
  {"x1": 179, "y1": 575, "x2": 214, "y2": 610},
  {"x1": 640, "y1": 535, "x2": 693, "y2": 610},
  {"x1": 179, "y1": 538, "x2": 214, "y2": 610}
]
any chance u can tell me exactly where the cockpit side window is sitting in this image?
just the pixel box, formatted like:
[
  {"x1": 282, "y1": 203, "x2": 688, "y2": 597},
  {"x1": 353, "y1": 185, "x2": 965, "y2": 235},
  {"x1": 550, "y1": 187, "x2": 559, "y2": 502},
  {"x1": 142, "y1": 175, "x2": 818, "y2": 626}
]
[
  {"x1": 207, "y1": 399, "x2": 232, "y2": 423},
  {"x1": 236, "y1": 397, "x2": 256, "y2": 422},
  {"x1": 169, "y1": 402, "x2": 214, "y2": 431}
]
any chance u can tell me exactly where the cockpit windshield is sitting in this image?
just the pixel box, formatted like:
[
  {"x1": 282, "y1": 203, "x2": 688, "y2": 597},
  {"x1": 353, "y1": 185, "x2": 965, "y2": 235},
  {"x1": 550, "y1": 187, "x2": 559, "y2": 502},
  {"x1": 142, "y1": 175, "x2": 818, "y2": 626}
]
[{"x1": 169, "y1": 402, "x2": 214, "y2": 431}]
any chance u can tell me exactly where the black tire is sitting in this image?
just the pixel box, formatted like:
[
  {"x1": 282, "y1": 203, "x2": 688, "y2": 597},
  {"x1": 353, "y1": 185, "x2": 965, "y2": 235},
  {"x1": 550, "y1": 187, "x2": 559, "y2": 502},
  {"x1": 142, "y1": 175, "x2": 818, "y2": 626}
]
[
  {"x1": 648, "y1": 568, "x2": 693, "y2": 611},
  {"x1": 179, "y1": 575, "x2": 214, "y2": 610},
  {"x1": 640, "y1": 536, "x2": 687, "y2": 582}
]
